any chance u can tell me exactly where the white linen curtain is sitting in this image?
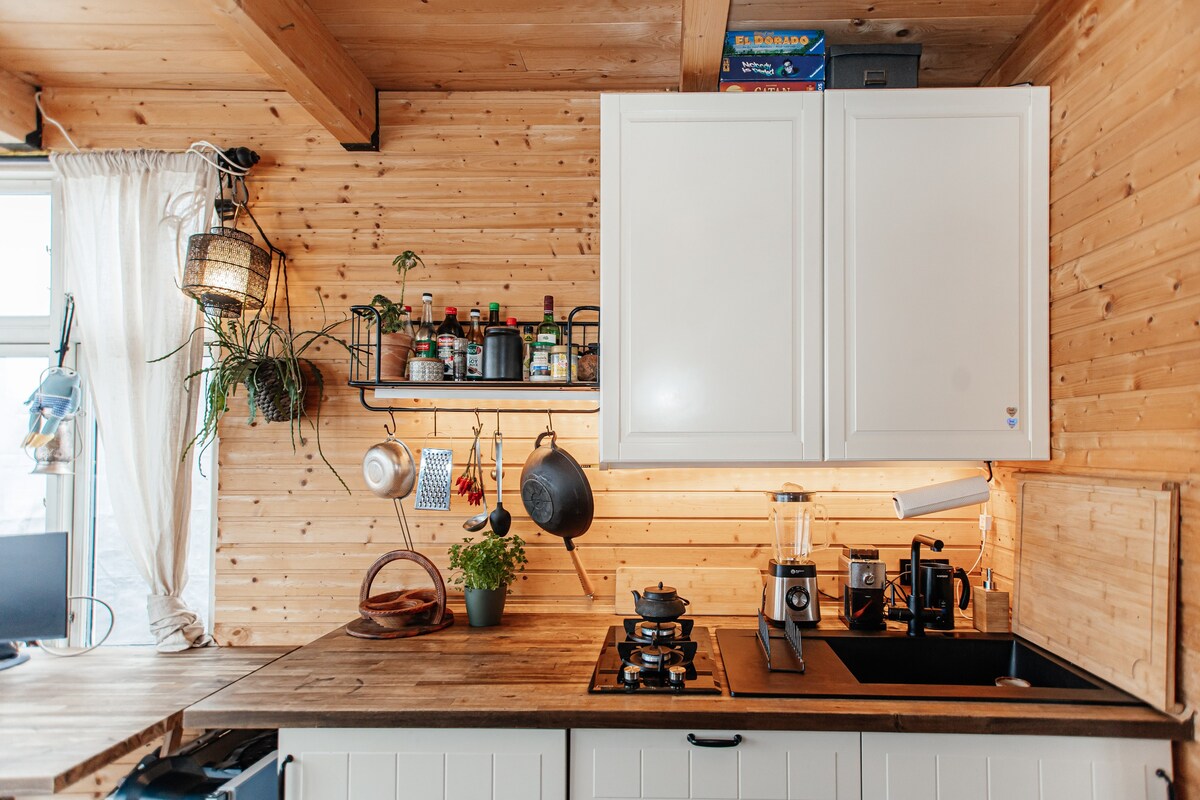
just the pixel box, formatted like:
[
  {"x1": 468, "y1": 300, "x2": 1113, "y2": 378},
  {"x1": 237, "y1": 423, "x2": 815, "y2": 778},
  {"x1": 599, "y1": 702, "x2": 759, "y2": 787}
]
[{"x1": 51, "y1": 150, "x2": 217, "y2": 652}]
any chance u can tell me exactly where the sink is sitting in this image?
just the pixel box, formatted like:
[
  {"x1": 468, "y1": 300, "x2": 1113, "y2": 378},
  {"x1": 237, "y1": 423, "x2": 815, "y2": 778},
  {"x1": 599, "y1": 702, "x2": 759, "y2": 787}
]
[
  {"x1": 716, "y1": 628, "x2": 1140, "y2": 704},
  {"x1": 822, "y1": 634, "x2": 1099, "y2": 690}
]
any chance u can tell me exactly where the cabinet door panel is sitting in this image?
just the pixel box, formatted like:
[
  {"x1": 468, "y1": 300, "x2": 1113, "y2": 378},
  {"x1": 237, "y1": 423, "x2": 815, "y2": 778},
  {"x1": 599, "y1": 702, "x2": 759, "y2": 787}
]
[
  {"x1": 825, "y1": 87, "x2": 1049, "y2": 460},
  {"x1": 861, "y1": 732, "x2": 1171, "y2": 800},
  {"x1": 348, "y1": 753, "x2": 397, "y2": 800},
  {"x1": 572, "y1": 729, "x2": 861, "y2": 800},
  {"x1": 601, "y1": 93, "x2": 824, "y2": 465},
  {"x1": 280, "y1": 728, "x2": 566, "y2": 800}
]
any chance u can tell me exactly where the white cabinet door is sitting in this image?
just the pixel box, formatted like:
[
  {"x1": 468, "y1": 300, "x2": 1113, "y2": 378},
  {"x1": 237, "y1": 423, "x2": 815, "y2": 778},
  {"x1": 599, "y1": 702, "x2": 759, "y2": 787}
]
[
  {"x1": 824, "y1": 87, "x2": 1049, "y2": 461},
  {"x1": 572, "y1": 728, "x2": 861, "y2": 799},
  {"x1": 279, "y1": 728, "x2": 567, "y2": 800},
  {"x1": 860, "y1": 732, "x2": 1172, "y2": 800},
  {"x1": 600, "y1": 92, "x2": 824, "y2": 466}
]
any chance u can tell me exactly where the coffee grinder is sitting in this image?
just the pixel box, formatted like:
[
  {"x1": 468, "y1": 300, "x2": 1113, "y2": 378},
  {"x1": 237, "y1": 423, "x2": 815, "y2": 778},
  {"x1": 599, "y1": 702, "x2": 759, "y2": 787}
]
[
  {"x1": 838, "y1": 546, "x2": 887, "y2": 630},
  {"x1": 763, "y1": 486, "x2": 827, "y2": 627}
]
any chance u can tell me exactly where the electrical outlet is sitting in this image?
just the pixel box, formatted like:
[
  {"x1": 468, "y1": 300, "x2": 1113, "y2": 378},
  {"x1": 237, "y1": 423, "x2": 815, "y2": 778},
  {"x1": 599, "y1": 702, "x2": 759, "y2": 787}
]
[{"x1": 897, "y1": 556, "x2": 949, "y2": 587}]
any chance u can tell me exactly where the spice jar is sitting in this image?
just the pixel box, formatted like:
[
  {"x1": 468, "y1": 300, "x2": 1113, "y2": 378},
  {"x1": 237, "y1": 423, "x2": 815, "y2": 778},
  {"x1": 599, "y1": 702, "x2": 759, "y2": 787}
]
[{"x1": 549, "y1": 345, "x2": 569, "y2": 382}]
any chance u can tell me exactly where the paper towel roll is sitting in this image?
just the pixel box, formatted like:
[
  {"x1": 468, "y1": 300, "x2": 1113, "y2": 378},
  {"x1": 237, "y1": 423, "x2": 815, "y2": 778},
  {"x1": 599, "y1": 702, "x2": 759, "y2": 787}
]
[{"x1": 893, "y1": 476, "x2": 990, "y2": 519}]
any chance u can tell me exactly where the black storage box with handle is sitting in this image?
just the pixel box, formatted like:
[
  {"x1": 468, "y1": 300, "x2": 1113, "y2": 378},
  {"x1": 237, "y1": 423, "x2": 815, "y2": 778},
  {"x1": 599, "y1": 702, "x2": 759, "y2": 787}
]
[
  {"x1": 108, "y1": 729, "x2": 277, "y2": 800},
  {"x1": 827, "y1": 44, "x2": 922, "y2": 89}
]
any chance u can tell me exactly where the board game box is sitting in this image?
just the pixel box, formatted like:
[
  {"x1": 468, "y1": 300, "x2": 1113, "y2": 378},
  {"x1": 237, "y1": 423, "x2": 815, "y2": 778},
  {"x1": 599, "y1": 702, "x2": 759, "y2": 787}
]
[
  {"x1": 724, "y1": 30, "x2": 825, "y2": 56},
  {"x1": 720, "y1": 55, "x2": 826, "y2": 82}
]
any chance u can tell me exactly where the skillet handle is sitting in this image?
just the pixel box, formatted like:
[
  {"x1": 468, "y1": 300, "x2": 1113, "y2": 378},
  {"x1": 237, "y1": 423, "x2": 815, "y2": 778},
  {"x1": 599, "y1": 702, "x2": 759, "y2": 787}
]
[
  {"x1": 567, "y1": 547, "x2": 595, "y2": 599},
  {"x1": 534, "y1": 430, "x2": 556, "y2": 449}
]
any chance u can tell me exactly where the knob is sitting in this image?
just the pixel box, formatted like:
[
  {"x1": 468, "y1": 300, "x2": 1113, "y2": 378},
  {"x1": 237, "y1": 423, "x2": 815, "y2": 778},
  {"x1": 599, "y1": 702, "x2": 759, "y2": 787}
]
[
  {"x1": 622, "y1": 664, "x2": 641, "y2": 688},
  {"x1": 786, "y1": 585, "x2": 810, "y2": 611},
  {"x1": 667, "y1": 665, "x2": 687, "y2": 687}
]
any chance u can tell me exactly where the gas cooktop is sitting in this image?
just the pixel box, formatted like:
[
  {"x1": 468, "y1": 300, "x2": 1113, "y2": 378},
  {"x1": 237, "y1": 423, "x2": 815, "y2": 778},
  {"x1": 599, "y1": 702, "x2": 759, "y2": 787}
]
[{"x1": 588, "y1": 618, "x2": 721, "y2": 694}]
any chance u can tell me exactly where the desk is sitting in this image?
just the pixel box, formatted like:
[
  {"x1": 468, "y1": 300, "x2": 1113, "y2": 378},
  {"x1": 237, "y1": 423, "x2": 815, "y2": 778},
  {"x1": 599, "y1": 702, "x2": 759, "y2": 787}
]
[{"x1": 0, "y1": 646, "x2": 289, "y2": 796}]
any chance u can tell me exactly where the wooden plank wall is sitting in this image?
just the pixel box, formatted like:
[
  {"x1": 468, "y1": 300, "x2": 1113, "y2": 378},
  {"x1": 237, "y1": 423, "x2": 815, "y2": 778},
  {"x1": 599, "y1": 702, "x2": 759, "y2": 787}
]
[
  {"x1": 40, "y1": 88, "x2": 977, "y2": 647},
  {"x1": 983, "y1": 0, "x2": 1200, "y2": 789}
]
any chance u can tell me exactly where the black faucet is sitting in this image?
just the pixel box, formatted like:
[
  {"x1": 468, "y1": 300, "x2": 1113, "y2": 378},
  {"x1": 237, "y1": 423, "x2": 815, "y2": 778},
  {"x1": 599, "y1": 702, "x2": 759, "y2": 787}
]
[{"x1": 901, "y1": 534, "x2": 944, "y2": 637}]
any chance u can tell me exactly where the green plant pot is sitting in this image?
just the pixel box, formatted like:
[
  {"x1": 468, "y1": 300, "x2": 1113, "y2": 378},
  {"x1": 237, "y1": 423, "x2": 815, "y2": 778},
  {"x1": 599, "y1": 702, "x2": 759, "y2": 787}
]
[{"x1": 463, "y1": 586, "x2": 507, "y2": 627}]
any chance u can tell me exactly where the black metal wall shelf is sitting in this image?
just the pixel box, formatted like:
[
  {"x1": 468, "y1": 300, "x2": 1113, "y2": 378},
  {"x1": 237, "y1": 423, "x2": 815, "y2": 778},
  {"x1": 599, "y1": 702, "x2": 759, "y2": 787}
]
[{"x1": 349, "y1": 304, "x2": 600, "y2": 416}]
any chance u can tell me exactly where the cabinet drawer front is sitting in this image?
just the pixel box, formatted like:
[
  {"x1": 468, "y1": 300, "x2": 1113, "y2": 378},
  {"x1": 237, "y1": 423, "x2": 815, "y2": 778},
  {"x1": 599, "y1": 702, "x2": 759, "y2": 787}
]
[{"x1": 572, "y1": 728, "x2": 861, "y2": 799}]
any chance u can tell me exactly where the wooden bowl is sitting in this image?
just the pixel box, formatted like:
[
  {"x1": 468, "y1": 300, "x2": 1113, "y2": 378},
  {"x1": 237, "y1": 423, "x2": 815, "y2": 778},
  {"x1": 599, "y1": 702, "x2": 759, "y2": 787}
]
[{"x1": 359, "y1": 587, "x2": 439, "y2": 629}]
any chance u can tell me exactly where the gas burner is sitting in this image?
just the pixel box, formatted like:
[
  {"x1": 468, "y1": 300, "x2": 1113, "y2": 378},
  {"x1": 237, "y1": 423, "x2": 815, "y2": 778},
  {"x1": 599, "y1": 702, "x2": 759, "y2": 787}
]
[
  {"x1": 623, "y1": 617, "x2": 695, "y2": 644},
  {"x1": 593, "y1": 627, "x2": 719, "y2": 694}
]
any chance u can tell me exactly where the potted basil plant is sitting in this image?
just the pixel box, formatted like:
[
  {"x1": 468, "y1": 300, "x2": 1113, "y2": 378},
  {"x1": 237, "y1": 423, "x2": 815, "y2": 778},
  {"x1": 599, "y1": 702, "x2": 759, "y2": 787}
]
[
  {"x1": 370, "y1": 249, "x2": 425, "y2": 381},
  {"x1": 447, "y1": 532, "x2": 527, "y2": 627}
]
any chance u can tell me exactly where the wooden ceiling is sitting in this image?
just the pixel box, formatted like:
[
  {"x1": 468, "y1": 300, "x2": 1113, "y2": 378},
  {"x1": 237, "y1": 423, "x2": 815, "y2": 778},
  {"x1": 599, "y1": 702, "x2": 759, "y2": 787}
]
[{"x1": 0, "y1": 0, "x2": 1047, "y2": 144}]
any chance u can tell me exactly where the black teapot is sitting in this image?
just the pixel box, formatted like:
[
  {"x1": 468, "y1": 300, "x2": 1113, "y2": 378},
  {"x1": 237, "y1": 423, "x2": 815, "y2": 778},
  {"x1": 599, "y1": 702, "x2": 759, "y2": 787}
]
[{"x1": 631, "y1": 582, "x2": 690, "y2": 622}]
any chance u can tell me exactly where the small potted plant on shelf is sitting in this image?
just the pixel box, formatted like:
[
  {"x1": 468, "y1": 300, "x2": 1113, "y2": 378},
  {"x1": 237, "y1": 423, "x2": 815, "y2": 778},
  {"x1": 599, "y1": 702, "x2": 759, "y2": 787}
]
[
  {"x1": 447, "y1": 531, "x2": 528, "y2": 627},
  {"x1": 370, "y1": 249, "x2": 425, "y2": 381},
  {"x1": 155, "y1": 304, "x2": 356, "y2": 491}
]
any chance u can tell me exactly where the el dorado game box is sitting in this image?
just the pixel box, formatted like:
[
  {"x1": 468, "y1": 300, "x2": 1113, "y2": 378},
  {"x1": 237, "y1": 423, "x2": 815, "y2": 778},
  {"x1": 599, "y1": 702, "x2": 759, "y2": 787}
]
[
  {"x1": 721, "y1": 55, "x2": 826, "y2": 82},
  {"x1": 719, "y1": 81, "x2": 824, "y2": 92},
  {"x1": 724, "y1": 30, "x2": 825, "y2": 56}
]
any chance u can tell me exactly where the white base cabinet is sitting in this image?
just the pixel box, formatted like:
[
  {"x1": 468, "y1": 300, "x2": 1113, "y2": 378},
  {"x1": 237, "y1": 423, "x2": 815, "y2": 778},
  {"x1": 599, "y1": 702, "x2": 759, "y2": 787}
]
[
  {"x1": 571, "y1": 729, "x2": 861, "y2": 800},
  {"x1": 861, "y1": 733, "x2": 1172, "y2": 800},
  {"x1": 278, "y1": 728, "x2": 567, "y2": 800}
]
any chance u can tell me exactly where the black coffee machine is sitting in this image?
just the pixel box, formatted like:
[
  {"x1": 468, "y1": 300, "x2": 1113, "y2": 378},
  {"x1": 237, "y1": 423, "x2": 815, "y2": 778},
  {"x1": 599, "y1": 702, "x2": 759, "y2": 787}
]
[{"x1": 918, "y1": 562, "x2": 972, "y2": 630}]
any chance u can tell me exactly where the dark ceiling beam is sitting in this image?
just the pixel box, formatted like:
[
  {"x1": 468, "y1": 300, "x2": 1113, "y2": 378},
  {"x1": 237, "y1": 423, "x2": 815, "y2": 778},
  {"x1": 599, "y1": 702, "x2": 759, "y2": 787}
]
[
  {"x1": 200, "y1": 0, "x2": 378, "y2": 149},
  {"x1": 680, "y1": 0, "x2": 733, "y2": 91}
]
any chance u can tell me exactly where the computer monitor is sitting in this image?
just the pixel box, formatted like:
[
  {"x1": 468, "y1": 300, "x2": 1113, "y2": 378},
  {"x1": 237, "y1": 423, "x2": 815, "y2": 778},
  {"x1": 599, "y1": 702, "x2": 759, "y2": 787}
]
[{"x1": 0, "y1": 531, "x2": 69, "y2": 671}]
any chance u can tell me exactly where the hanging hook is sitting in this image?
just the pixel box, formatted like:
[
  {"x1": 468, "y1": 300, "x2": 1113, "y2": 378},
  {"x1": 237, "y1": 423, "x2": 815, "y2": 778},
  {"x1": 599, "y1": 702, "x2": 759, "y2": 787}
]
[
  {"x1": 474, "y1": 408, "x2": 482, "y2": 433},
  {"x1": 384, "y1": 409, "x2": 397, "y2": 438},
  {"x1": 546, "y1": 408, "x2": 554, "y2": 434},
  {"x1": 432, "y1": 407, "x2": 439, "y2": 438}
]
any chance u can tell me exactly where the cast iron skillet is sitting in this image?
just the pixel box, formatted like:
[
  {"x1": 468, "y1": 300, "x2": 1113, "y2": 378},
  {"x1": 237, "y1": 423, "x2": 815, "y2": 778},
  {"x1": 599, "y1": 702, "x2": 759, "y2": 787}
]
[{"x1": 520, "y1": 430, "x2": 595, "y2": 597}]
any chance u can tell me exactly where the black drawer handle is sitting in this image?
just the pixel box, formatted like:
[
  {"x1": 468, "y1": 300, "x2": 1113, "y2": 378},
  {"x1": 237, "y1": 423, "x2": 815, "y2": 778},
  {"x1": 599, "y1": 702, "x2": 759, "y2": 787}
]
[
  {"x1": 278, "y1": 754, "x2": 294, "y2": 800},
  {"x1": 687, "y1": 733, "x2": 743, "y2": 748}
]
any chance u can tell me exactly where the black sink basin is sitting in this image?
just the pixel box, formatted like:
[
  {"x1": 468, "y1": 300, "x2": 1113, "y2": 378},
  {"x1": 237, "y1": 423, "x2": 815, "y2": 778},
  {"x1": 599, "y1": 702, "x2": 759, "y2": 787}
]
[
  {"x1": 715, "y1": 628, "x2": 1140, "y2": 704},
  {"x1": 823, "y1": 635, "x2": 1098, "y2": 690}
]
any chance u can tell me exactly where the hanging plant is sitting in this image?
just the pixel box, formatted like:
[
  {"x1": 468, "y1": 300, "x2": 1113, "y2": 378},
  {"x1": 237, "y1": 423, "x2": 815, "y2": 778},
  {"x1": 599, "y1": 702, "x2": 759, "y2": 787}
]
[{"x1": 154, "y1": 300, "x2": 356, "y2": 492}]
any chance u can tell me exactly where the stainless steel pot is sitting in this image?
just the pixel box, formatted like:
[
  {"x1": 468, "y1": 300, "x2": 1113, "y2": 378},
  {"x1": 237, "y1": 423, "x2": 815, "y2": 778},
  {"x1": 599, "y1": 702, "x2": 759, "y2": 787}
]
[{"x1": 362, "y1": 437, "x2": 416, "y2": 499}]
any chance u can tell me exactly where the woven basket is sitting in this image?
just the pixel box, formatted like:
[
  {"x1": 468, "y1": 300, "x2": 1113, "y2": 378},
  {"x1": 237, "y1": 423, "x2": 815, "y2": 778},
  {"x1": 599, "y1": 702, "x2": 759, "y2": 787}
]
[{"x1": 249, "y1": 358, "x2": 321, "y2": 423}]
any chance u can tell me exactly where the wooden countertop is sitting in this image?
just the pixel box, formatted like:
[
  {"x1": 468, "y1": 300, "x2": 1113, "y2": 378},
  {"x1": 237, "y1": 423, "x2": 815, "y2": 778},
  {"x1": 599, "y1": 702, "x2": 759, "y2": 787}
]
[
  {"x1": 184, "y1": 614, "x2": 1191, "y2": 740},
  {"x1": 0, "y1": 645, "x2": 290, "y2": 796}
]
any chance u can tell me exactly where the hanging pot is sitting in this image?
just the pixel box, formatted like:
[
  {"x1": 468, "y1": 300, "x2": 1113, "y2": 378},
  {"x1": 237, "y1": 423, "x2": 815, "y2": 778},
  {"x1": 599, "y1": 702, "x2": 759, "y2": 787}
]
[
  {"x1": 362, "y1": 437, "x2": 417, "y2": 500},
  {"x1": 249, "y1": 358, "x2": 321, "y2": 423},
  {"x1": 520, "y1": 430, "x2": 595, "y2": 597}
]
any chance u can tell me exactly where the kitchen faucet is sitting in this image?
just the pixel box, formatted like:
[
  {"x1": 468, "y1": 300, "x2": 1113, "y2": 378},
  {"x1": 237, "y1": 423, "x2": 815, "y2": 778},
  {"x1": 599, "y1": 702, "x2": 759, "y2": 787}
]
[{"x1": 890, "y1": 534, "x2": 945, "y2": 637}]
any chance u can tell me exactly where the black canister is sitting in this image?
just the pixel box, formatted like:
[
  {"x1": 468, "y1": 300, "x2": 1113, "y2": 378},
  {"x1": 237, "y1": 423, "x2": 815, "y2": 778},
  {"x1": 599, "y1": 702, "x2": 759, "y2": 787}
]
[{"x1": 482, "y1": 326, "x2": 523, "y2": 380}]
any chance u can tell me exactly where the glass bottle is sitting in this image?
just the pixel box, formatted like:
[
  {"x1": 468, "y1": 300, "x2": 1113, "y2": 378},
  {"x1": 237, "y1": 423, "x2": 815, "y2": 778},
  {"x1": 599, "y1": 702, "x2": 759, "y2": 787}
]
[
  {"x1": 506, "y1": 316, "x2": 518, "y2": 327},
  {"x1": 466, "y1": 308, "x2": 484, "y2": 380},
  {"x1": 485, "y1": 302, "x2": 502, "y2": 331},
  {"x1": 414, "y1": 293, "x2": 436, "y2": 359},
  {"x1": 521, "y1": 324, "x2": 535, "y2": 381},
  {"x1": 437, "y1": 307, "x2": 464, "y2": 380},
  {"x1": 537, "y1": 295, "x2": 560, "y2": 347},
  {"x1": 401, "y1": 305, "x2": 415, "y2": 338}
]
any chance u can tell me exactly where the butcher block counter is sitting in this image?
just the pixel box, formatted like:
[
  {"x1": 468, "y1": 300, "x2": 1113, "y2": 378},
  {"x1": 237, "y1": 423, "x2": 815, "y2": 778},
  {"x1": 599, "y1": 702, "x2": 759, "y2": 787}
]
[{"x1": 185, "y1": 614, "x2": 1190, "y2": 740}]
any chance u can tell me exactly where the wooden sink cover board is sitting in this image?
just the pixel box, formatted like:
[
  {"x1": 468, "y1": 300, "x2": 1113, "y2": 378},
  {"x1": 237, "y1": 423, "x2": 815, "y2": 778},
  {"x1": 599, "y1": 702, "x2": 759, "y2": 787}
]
[{"x1": 1014, "y1": 474, "x2": 1180, "y2": 714}]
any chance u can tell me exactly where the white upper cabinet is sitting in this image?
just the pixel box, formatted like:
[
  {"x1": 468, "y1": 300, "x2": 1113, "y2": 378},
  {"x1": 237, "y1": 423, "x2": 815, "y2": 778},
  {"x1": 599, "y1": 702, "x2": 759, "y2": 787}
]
[
  {"x1": 824, "y1": 87, "x2": 1049, "y2": 461},
  {"x1": 600, "y1": 92, "x2": 825, "y2": 466},
  {"x1": 599, "y1": 88, "x2": 1049, "y2": 466}
]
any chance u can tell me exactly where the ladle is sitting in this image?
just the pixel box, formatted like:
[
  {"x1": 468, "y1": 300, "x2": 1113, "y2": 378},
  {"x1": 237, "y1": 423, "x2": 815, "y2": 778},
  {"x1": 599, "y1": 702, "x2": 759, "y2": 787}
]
[
  {"x1": 463, "y1": 434, "x2": 489, "y2": 531},
  {"x1": 489, "y1": 431, "x2": 512, "y2": 536}
]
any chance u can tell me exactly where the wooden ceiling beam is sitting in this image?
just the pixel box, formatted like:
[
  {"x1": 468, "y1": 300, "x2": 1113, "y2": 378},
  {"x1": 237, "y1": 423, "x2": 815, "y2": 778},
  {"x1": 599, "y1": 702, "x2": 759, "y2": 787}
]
[
  {"x1": 680, "y1": 0, "x2": 733, "y2": 91},
  {"x1": 200, "y1": 0, "x2": 377, "y2": 149},
  {"x1": 0, "y1": 67, "x2": 38, "y2": 146}
]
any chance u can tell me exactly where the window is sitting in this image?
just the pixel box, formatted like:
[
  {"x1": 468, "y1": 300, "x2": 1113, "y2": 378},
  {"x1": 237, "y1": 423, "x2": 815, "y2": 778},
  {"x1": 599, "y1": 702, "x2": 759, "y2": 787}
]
[{"x1": 0, "y1": 160, "x2": 214, "y2": 646}]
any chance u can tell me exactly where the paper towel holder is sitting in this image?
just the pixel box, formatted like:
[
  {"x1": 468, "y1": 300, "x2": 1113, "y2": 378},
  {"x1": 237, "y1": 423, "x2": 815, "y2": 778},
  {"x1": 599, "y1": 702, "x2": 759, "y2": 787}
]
[{"x1": 892, "y1": 475, "x2": 991, "y2": 519}]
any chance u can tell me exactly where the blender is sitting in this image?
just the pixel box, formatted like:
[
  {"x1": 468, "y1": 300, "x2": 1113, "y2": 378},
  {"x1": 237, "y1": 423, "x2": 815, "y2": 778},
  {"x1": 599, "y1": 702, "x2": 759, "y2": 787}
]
[{"x1": 763, "y1": 485, "x2": 828, "y2": 627}]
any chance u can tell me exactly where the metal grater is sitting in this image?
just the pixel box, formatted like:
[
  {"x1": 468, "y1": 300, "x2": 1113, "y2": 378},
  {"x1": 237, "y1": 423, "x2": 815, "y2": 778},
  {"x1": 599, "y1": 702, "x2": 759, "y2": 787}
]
[{"x1": 413, "y1": 447, "x2": 454, "y2": 510}]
